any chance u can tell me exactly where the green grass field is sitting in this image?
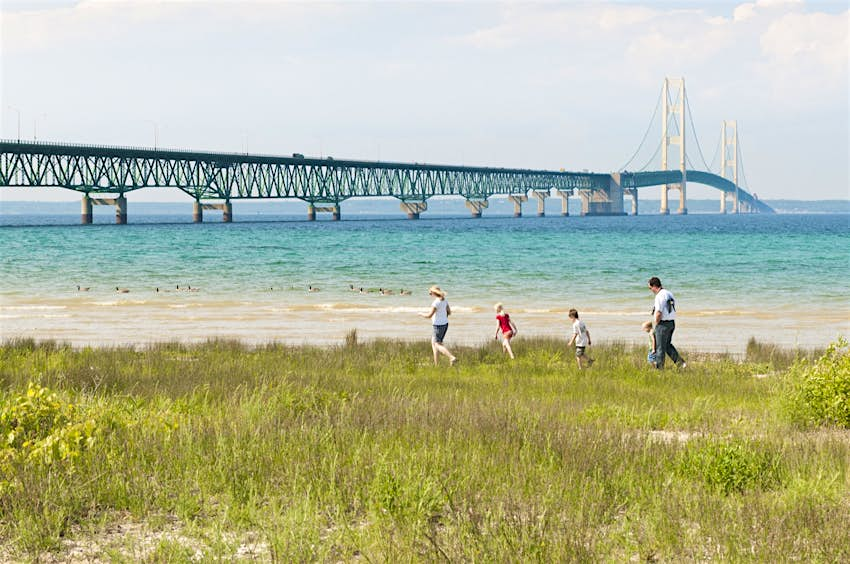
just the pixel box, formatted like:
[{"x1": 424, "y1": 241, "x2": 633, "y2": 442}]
[{"x1": 1, "y1": 337, "x2": 848, "y2": 561}]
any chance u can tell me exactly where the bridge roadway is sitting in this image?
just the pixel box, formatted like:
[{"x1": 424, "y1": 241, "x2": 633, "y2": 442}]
[{"x1": 0, "y1": 140, "x2": 773, "y2": 222}]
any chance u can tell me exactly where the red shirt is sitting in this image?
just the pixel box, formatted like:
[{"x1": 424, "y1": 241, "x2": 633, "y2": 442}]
[{"x1": 497, "y1": 313, "x2": 512, "y2": 333}]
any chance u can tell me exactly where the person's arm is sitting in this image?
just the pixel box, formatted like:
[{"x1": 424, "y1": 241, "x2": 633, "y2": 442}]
[
  {"x1": 567, "y1": 333, "x2": 576, "y2": 346},
  {"x1": 650, "y1": 332, "x2": 656, "y2": 351},
  {"x1": 510, "y1": 319, "x2": 517, "y2": 334},
  {"x1": 419, "y1": 306, "x2": 436, "y2": 319},
  {"x1": 495, "y1": 322, "x2": 500, "y2": 339},
  {"x1": 446, "y1": 302, "x2": 451, "y2": 316},
  {"x1": 586, "y1": 329, "x2": 592, "y2": 346}
]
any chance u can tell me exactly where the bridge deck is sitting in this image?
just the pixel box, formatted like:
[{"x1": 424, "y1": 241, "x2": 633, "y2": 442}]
[{"x1": 1, "y1": 140, "x2": 771, "y2": 213}]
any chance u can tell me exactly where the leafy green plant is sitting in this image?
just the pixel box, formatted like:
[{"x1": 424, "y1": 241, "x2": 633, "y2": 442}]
[
  {"x1": 677, "y1": 438, "x2": 785, "y2": 495},
  {"x1": 783, "y1": 337, "x2": 850, "y2": 428}
]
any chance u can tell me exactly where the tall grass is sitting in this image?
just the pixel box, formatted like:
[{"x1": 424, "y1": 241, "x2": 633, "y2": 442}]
[{"x1": 0, "y1": 338, "x2": 847, "y2": 561}]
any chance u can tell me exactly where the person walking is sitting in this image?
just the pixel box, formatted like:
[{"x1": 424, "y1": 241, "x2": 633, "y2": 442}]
[
  {"x1": 420, "y1": 286, "x2": 457, "y2": 366},
  {"x1": 567, "y1": 309, "x2": 594, "y2": 369},
  {"x1": 648, "y1": 277, "x2": 686, "y2": 369},
  {"x1": 494, "y1": 303, "x2": 518, "y2": 359}
]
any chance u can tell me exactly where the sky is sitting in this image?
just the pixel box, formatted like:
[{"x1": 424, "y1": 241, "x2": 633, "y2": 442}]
[{"x1": 1, "y1": 0, "x2": 848, "y2": 202}]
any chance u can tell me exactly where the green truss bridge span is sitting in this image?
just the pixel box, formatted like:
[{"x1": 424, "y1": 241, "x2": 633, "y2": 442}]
[{"x1": 0, "y1": 139, "x2": 772, "y2": 224}]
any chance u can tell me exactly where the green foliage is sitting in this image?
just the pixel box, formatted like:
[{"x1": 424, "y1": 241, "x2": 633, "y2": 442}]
[
  {"x1": 677, "y1": 438, "x2": 785, "y2": 495},
  {"x1": 0, "y1": 383, "x2": 98, "y2": 469},
  {"x1": 0, "y1": 339, "x2": 846, "y2": 561},
  {"x1": 783, "y1": 337, "x2": 850, "y2": 428}
]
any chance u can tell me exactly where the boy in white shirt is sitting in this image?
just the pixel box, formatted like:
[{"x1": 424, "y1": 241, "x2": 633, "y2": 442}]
[{"x1": 567, "y1": 309, "x2": 594, "y2": 369}]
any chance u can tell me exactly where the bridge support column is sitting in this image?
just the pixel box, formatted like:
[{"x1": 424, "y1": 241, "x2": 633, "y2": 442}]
[
  {"x1": 531, "y1": 191, "x2": 548, "y2": 217},
  {"x1": 660, "y1": 185, "x2": 670, "y2": 215},
  {"x1": 554, "y1": 189, "x2": 572, "y2": 216},
  {"x1": 193, "y1": 200, "x2": 203, "y2": 223},
  {"x1": 508, "y1": 194, "x2": 527, "y2": 217},
  {"x1": 115, "y1": 194, "x2": 127, "y2": 224},
  {"x1": 465, "y1": 199, "x2": 488, "y2": 218},
  {"x1": 89, "y1": 196, "x2": 127, "y2": 224},
  {"x1": 580, "y1": 175, "x2": 626, "y2": 216},
  {"x1": 81, "y1": 194, "x2": 93, "y2": 224},
  {"x1": 720, "y1": 192, "x2": 727, "y2": 214},
  {"x1": 400, "y1": 201, "x2": 427, "y2": 219},
  {"x1": 625, "y1": 188, "x2": 638, "y2": 215},
  {"x1": 200, "y1": 201, "x2": 231, "y2": 222},
  {"x1": 677, "y1": 183, "x2": 688, "y2": 215},
  {"x1": 308, "y1": 203, "x2": 341, "y2": 220}
]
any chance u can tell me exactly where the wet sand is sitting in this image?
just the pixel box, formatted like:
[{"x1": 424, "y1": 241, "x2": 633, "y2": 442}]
[{"x1": 2, "y1": 292, "x2": 846, "y2": 353}]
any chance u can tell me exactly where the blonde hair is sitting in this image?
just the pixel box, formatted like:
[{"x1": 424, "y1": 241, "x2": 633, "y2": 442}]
[
  {"x1": 642, "y1": 320, "x2": 653, "y2": 331},
  {"x1": 428, "y1": 285, "x2": 446, "y2": 299},
  {"x1": 494, "y1": 303, "x2": 503, "y2": 312}
]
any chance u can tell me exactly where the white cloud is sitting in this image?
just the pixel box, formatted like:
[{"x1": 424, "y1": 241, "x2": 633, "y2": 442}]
[{"x1": 0, "y1": 1, "x2": 846, "y2": 198}]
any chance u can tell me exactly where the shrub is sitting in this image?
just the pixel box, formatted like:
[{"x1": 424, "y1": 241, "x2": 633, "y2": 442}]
[
  {"x1": 677, "y1": 438, "x2": 785, "y2": 495},
  {"x1": 783, "y1": 337, "x2": 850, "y2": 428}
]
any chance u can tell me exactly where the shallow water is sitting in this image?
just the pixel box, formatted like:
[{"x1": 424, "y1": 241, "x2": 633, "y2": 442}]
[{"x1": 1, "y1": 209, "x2": 848, "y2": 352}]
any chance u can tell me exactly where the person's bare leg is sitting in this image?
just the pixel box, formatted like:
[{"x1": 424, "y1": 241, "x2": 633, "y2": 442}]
[
  {"x1": 431, "y1": 341, "x2": 439, "y2": 365},
  {"x1": 434, "y1": 342, "x2": 455, "y2": 364},
  {"x1": 503, "y1": 335, "x2": 515, "y2": 359}
]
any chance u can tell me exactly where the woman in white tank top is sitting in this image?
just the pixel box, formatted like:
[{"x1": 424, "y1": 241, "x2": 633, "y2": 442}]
[{"x1": 419, "y1": 285, "x2": 457, "y2": 366}]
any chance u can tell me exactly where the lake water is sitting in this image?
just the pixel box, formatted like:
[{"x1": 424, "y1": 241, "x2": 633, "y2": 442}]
[{"x1": 1, "y1": 204, "x2": 848, "y2": 353}]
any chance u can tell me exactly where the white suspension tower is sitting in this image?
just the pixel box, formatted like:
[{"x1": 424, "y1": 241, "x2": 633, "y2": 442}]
[
  {"x1": 660, "y1": 77, "x2": 687, "y2": 214},
  {"x1": 720, "y1": 120, "x2": 739, "y2": 214}
]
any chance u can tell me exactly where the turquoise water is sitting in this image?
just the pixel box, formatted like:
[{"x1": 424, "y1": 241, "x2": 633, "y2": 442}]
[{"x1": 1, "y1": 210, "x2": 848, "y2": 351}]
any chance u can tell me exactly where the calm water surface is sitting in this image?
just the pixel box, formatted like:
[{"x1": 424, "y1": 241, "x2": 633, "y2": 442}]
[{"x1": 1, "y1": 211, "x2": 848, "y2": 352}]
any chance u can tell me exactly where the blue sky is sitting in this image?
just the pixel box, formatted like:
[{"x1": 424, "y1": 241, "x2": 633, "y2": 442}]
[{"x1": 1, "y1": 0, "x2": 847, "y2": 201}]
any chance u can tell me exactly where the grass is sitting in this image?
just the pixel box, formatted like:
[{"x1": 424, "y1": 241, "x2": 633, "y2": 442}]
[{"x1": 0, "y1": 337, "x2": 847, "y2": 561}]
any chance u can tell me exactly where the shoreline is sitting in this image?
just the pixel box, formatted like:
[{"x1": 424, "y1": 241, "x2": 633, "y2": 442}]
[{"x1": 2, "y1": 295, "x2": 846, "y2": 353}]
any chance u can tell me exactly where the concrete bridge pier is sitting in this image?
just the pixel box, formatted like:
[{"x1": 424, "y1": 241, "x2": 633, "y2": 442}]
[
  {"x1": 508, "y1": 194, "x2": 528, "y2": 217},
  {"x1": 115, "y1": 194, "x2": 127, "y2": 224},
  {"x1": 555, "y1": 189, "x2": 572, "y2": 216},
  {"x1": 400, "y1": 201, "x2": 427, "y2": 219},
  {"x1": 625, "y1": 188, "x2": 638, "y2": 215},
  {"x1": 531, "y1": 191, "x2": 548, "y2": 217},
  {"x1": 660, "y1": 185, "x2": 670, "y2": 215},
  {"x1": 720, "y1": 192, "x2": 727, "y2": 214},
  {"x1": 580, "y1": 175, "x2": 626, "y2": 216},
  {"x1": 308, "y1": 204, "x2": 341, "y2": 221},
  {"x1": 199, "y1": 201, "x2": 232, "y2": 222},
  {"x1": 86, "y1": 195, "x2": 127, "y2": 224},
  {"x1": 676, "y1": 183, "x2": 688, "y2": 215},
  {"x1": 465, "y1": 199, "x2": 488, "y2": 218},
  {"x1": 81, "y1": 194, "x2": 93, "y2": 224}
]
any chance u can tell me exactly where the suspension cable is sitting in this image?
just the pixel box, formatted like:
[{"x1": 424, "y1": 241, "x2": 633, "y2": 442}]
[
  {"x1": 736, "y1": 125, "x2": 751, "y2": 190},
  {"x1": 707, "y1": 134, "x2": 720, "y2": 173},
  {"x1": 618, "y1": 86, "x2": 663, "y2": 171},
  {"x1": 685, "y1": 95, "x2": 711, "y2": 171},
  {"x1": 637, "y1": 139, "x2": 663, "y2": 172}
]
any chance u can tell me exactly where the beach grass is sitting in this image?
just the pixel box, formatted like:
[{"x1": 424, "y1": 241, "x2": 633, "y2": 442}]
[{"x1": 0, "y1": 337, "x2": 847, "y2": 561}]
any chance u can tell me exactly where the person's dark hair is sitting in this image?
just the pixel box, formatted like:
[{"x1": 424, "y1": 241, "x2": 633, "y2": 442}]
[
  {"x1": 568, "y1": 308, "x2": 579, "y2": 319},
  {"x1": 648, "y1": 277, "x2": 662, "y2": 289}
]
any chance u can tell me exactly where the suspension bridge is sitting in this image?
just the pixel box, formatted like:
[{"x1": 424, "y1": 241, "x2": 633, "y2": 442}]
[{"x1": 0, "y1": 78, "x2": 773, "y2": 224}]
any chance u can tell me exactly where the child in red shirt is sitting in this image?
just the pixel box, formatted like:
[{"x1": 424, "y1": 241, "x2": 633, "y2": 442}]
[{"x1": 494, "y1": 303, "x2": 518, "y2": 360}]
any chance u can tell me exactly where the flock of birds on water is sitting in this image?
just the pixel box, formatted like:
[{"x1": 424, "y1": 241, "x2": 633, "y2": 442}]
[{"x1": 76, "y1": 284, "x2": 413, "y2": 296}]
